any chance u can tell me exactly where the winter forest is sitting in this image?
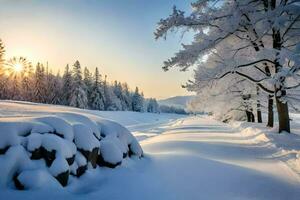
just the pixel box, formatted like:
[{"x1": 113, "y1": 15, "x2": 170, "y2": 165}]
[
  {"x1": 0, "y1": 41, "x2": 162, "y2": 113},
  {"x1": 0, "y1": 0, "x2": 300, "y2": 200}
]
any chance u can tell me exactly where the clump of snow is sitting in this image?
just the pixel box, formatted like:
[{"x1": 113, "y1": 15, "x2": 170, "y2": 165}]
[
  {"x1": 239, "y1": 127, "x2": 270, "y2": 143},
  {"x1": 36, "y1": 116, "x2": 74, "y2": 141},
  {"x1": 110, "y1": 136, "x2": 129, "y2": 157},
  {"x1": 0, "y1": 146, "x2": 33, "y2": 188},
  {"x1": 73, "y1": 123, "x2": 100, "y2": 151},
  {"x1": 41, "y1": 134, "x2": 76, "y2": 159},
  {"x1": 70, "y1": 151, "x2": 88, "y2": 177},
  {"x1": 26, "y1": 133, "x2": 42, "y2": 152},
  {"x1": 128, "y1": 139, "x2": 143, "y2": 157},
  {"x1": 97, "y1": 119, "x2": 143, "y2": 158},
  {"x1": 30, "y1": 122, "x2": 54, "y2": 134},
  {"x1": 16, "y1": 169, "x2": 61, "y2": 190},
  {"x1": 75, "y1": 151, "x2": 87, "y2": 167},
  {"x1": 58, "y1": 113, "x2": 101, "y2": 139},
  {"x1": 98, "y1": 119, "x2": 131, "y2": 138},
  {"x1": 0, "y1": 106, "x2": 143, "y2": 189},
  {"x1": 100, "y1": 137, "x2": 123, "y2": 166},
  {"x1": 0, "y1": 119, "x2": 33, "y2": 137},
  {"x1": 0, "y1": 130, "x2": 20, "y2": 150},
  {"x1": 49, "y1": 155, "x2": 70, "y2": 177},
  {"x1": 70, "y1": 162, "x2": 79, "y2": 176}
]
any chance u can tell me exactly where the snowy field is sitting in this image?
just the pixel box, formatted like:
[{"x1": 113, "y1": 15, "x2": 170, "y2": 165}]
[{"x1": 0, "y1": 101, "x2": 300, "y2": 200}]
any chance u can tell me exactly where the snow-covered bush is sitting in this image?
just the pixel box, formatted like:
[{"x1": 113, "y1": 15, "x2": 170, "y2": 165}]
[{"x1": 0, "y1": 113, "x2": 143, "y2": 189}]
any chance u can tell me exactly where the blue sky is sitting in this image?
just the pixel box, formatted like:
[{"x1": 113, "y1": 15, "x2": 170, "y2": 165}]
[{"x1": 0, "y1": 0, "x2": 194, "y2": 99}]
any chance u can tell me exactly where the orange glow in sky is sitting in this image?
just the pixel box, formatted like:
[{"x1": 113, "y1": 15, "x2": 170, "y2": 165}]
[{"x1": 0, "y1": 0, "x2": 194, "y2": 99}]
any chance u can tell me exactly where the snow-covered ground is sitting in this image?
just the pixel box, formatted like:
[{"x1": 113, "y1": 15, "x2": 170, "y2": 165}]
[
  {"x1": 0, "y1": 100, "x2": 183, "y2": 142},
  {"x1": 0, "y1": 101, "x2": 300, "y2": 200}
]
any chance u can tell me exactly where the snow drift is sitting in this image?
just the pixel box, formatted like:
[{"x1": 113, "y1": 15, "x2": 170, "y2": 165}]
[{"x1": 0, "y1": 113, "x2": 143, "y2": 190}]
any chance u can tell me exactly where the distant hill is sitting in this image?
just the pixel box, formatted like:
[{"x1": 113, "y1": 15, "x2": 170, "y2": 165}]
[{"x1": 158, "y1": 95, "x2": 195, "y2": 110}]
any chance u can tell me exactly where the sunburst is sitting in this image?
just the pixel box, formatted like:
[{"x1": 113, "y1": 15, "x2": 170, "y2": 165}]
[{"x1": 4, "y1": 57, "x2": 30, "y2": 77}]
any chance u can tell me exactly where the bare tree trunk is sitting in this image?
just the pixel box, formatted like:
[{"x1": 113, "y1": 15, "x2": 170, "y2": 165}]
[
  {"x1": 243, "y1": 94, "x2": 255, "y2": 123},
  {"x1": 267, "y1": 95, "x2": 274, "y2": 127},
  {"x1": 250, "y1": 111, "x2": 255, "y2": 122},
  {"x1": 264, "y1": 66, "x2": 274, "y2": 127},
  {"x1": 256, "y1": 86, "x2": 262, "y2": 123},
  {"x1": 246, "y1": 111, "x2": 253, "y2": 122},
  {"x1": 271, "y1": 0, "x2": 290, "y2": 133},
  {"x1": 276, "y1": 98, "x2": 290, "y2": 133},
  {"x1": 246, "y1": 110, "x2": 255, "y2": 122}
]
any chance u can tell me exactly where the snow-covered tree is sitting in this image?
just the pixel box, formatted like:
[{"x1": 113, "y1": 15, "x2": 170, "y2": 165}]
[
  {"x1": 0, "y1": 40, "x2": 8, "y2": 99},
  {"x1": 34, "y1": 63, "x2": 46, "y2": 103},
  {"x1": 69, "y1": 61, "x2": 88, "y2": 109},
  {"x1": 132, "y1": 87, "x2": 144, "y2": 112},
  {"x1": 122, "y1": 83, "x2": 133, "y2": 111},
  {"x1": 83, "y1": 67, "x2": 93, "y2": 108},
  {"x1": 102, "y1": 76, "x2": 120, "y2": 111},
  {"x1": 0, "y1": 39, "x2": 4, "y2": 65},
  {"x1": 155, "y1": 0, "x2": 300, "y2": 133},
  {"x1": 107, "y1": 87, "x2": 122, "y2": 111},
  {"x1": 160, "y1": 105, "x2": 187, "y2": 115},
  {"x1": 0, "y1": 39, "x2": 152, "y2": 113},
  {"x1": 46, "y1": 71, "x2": 62, "y2": 104},
  {"x1": 113, "y1": 81, "x2": 128, "y2": 110},
  {"x1": 21, "y1": 61, "x2": 34, "y2": 101},
  {"x1": 103, "y1": 75, "x2": 111, "y2": 110},
  {"x1": 61, "y1": 64, "x2": 73, "y2": 106},
  {"x1": 90, "y1": 67, "x2": 105, "y2": 110},
  {"x1": 147, "y1": 98, "x2": 159, "y2": 113}
]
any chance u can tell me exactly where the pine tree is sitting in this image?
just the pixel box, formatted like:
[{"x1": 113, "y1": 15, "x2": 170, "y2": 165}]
[
  {"x1": 147, "y1": 98, "x2": 159, "y2": 113},
  {"x1": 140, "y1": 92, "x2": 145, "y2": 112},
  {"x1": 44, "y1": 63, "x2": 51, "y2": 104},
  {"x1": 0, "y1": 40, "x2": 153, "y2": 113},
  {"x1": 34, "y1": 63, "x2": 46, "y2": 103},
  {"x1": 0, "y1": 39, "x2": 4, "y2": 65},
  {"x1": 102, "y1": 76, "x2": 121, "y2": 110},
  {"x1": 83, "y1": 67, "x2": 93, "y2": 108},
  {"x1": 9, "y1": 74, "x2": 21, "y2": 100},
  {"x1": 0, "y1": 40, "x2": 7, "y2": 99},
  {"x1": 90, "y1": 67, "x2": 105, "y2": 110},
  {"x1": 113, "y1": 81, "x2": 127, "y2": 110},
  {"x1": 122, "y1": 83, "x2": 132, "y2": 111},
  {"x1": 46, "y1": 71, "x2": 62, "y2": 104},
  {"x1": 21, "y1": 62, "x2": 34, "y2": 101},
  {"x1": 61, "y1": 64, "x2": 73, "y2": 105},
  {"x1": 108, "y1": 88, "x2": 122, "y2": 111},
  {"x1": 132, "y1": 87, "x2": 144, "y2": 112},
  {"x1": 69, "y1": 60, "x2": 88, "y2": 108},
  {"x1": 103, "y1": 75, "x2": 111, "y2": 110}
]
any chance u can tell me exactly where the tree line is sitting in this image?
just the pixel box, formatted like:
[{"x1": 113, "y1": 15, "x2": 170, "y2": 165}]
[
  {"x1": 155, "y1": 0, "x2": 300, "y2": 133},
  {"x1": 0, "y1": 39, "x2": 163, "y2": 113}
]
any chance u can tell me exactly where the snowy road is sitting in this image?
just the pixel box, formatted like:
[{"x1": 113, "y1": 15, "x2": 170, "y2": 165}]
[
  {"x1": 1, "y1": 104, "x2": 300, "y2": 199},
  {"x1": 67, "y1": 115, "x2": 300, "y2": 199},
  {"x1": 137, "y1": 116, "x2": 300, "y2": 199}
]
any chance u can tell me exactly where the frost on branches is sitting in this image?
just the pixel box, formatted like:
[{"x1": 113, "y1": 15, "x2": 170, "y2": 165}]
[{"x1": 155, "y1": 0, "x2": 300, "y2": 133}]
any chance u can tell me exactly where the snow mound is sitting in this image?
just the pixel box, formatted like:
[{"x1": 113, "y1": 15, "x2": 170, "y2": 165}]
[
  {"x1": 15, "y1": 169, "x2": 61, "y2": 190},
  {"x1": 0, "y1": 113, "x2": 143, "y2": 190},
  {"x1": 240, "y1": 127, "x2": 270, "y2": 143},
  {"x1": 99, "y1": 119, "x2": 143, "y2": 157},
  {"x1": 98, "y1": 137, "x2": 123, "y2": 168}
]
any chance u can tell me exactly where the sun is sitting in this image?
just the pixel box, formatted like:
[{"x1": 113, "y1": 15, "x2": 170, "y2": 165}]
[
  {"x1": 13, "y1": 63, "x2": 24, "y2": 72},
  {"x1": 4, "y1": 57, "x2": 30, "y2": 76}
]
